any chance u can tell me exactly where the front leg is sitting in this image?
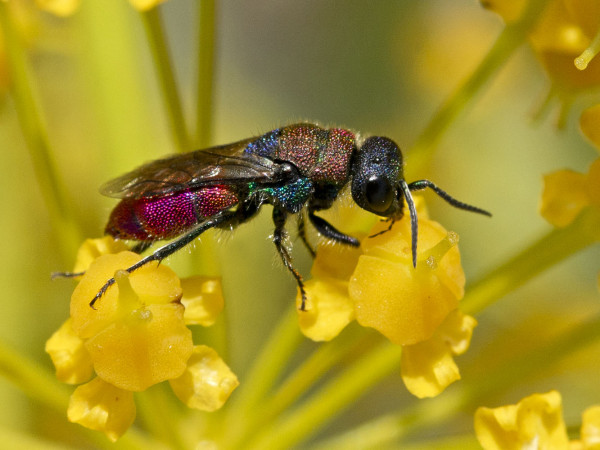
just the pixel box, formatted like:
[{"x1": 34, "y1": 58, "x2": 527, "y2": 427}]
[
  {"x1": 272, "y1": 207, "x2": 308, "y2": 311},
  {"x1": 308, "y1": 210, "x2": 360, "y2": 247}
]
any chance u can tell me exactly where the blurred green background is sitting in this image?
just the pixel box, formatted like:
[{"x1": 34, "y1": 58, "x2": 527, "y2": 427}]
[{"x1": 1, "y1": 0, "x2": 599, "y2": 445}]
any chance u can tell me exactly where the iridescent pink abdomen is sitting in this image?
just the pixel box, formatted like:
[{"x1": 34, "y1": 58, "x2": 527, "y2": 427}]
[{"x1": 106, "y1": 186, "x2": 239, "y2": 241}]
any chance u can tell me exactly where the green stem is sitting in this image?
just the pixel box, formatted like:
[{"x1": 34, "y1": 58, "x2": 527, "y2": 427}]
[
  {"x1": 141, "y1": 7, "x2": 190, "y2": 152},
  {"x1": 463, "y1": 207, "x2": 600, "y2": 315},
  {"x1": 196, "y1": 0, "x2": 216, "y2": 148},
  {"x1": 0, "y1": 4, "x2": 82, "y2": 259},
  {"x1": 223, "y1": 307, "x2": 303, "y2": 435},
  {"x1": 316, "y1": 313, "x2": 600, "y2": 449},
  {"x1": 407, "y1": 0, "x2": 549, "y2": 178},
  {"x1": 135, "y1": 384, "x2": 187, "y2": 450},
  {"x1": 247, "y1": 341, "x2": 403, "y2": 450},
  {"x1": 225, "y1": 325, "x2": 373, "y2": 448},
  {"x1": 0, "y1": 340, "x2": 70, "y2": 412}
]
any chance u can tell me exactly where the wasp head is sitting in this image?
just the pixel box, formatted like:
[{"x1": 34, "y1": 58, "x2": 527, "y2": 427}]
[{"x1": 351, "y1": 136, "x2": 409, "y2": 220}]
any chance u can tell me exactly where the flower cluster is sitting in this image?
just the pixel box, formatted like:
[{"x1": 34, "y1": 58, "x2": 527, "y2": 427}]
[
  {"x1": 475, "y1": 391, "x2": 600, "y2": 449},
  {"x1": 45, "y1": 238, "x2": 237, "y2": 441},
  {"x1": 482, "y1": 0, "x2": 600, "y2": 92},
  {"x1": 297, "y1": 198, "x2": 477, "y2": 398}
]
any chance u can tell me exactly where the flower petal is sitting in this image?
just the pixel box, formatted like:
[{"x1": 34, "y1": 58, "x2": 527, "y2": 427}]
[
  {"x1": 71, "y1": 237, "x2": 130, "y2": 275},
  {"x1": 580, "y1": 105, "x2": 600, "y2": 151},
  {"x1": 85, "y1": 303, "x2": 193, "y2": 391},
  {"x1": 296, "y1": 277, "x2": 355, "y2": 342},
  {"x1": 474, "y1": 391, "x2": 569, "y2": 450},
  {"x1": 68, "y1": 377, "x2": 136, "y2": 442},
  {"x1": 45, "y1": 318, "x2": 93, "y2": 384},
  {"x1": 36, "y1": 0, "x2": 81, "y2": 16},
  {"x1": 169, "y1": 345, "x2": 239, "y2": 411},
  {"x1": 540, "y1": 169, "x2": 589, "y2": 227},
  {"x1": 180, "y1": 276, "x2": 224, "y2": 326},
  {"x1": 401, "y1": 310, "x2": 477, "y2": 398},
  {"x1": 580, "y1": 405, "x2": 600, "y2": 448},
  {"x1": 585, "y1": 159, "x2": 600, "y2": 207},
  {"x1": 128, "y1": 0, "x2": 168, "y2": 12}
]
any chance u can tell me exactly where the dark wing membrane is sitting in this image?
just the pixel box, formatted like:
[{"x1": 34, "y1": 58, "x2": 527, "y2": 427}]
[{"x1": 100, "y1": 139, "x2": 280, "y2": 199}]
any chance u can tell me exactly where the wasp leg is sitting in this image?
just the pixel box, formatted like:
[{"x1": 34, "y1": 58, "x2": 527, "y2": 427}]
[
  {"x1": 368, "y1": 218, "x2": 395, "y2": 238},
  {"x1": 297, "y1": 213, "x2": 316, "y2": 258},
  {"x1": 272, "y1": 207, "x2": 308, "y2": 311},
  {"x1": 308, "y1": 210, "x2": 360, "y2": 247},
  {"x1": 131, "y1": 241, "x2": 153, "y2": 254},
  {"x1": 91, "y1": 210, "x2": 238, "y2": 308}
]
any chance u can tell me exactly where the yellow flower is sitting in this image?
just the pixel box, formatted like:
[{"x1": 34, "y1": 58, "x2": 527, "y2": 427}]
[
  {"x1": 297, "y1": 198, "x2": 475, "y2": 397},
  {"x1": 474, "y1": 391, "x2": 569, "y2": 450},
  {"x1": 476, "y1": 391, "x2": 600, "y2": 450},
  {"x1": 35, "y1": 0, "x2": 168, "y2": 16},
  {"x1": 350, "y1": 214, "x2": 464, "y2": 346},
  {"x1": 540, "y1": 158, "x2": 600, "y2": 227},
  {"x1": 47, "y1": 238, "x2": 237, "y2": 440}
]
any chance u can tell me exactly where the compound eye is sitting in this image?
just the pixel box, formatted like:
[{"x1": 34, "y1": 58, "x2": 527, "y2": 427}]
[{"x1": 365, "y1": 175, "x2": 393, "y2": 212}]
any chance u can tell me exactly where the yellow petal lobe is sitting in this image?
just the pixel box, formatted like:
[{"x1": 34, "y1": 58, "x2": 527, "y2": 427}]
[
  {"x1": 170, "y1": 345, "x2": 239, "y2": 411},
  {"x1": 580, "y1": 405, "x2": 600, "y2": 449},
  {"x1": 181, "y1": 276, "x2": 224, "y2": 326},
  {"x1": 36, "y1": 0, "x2": 81, "y2": 16},
  {"x1": 45, "y1": 318, "x2": 93, "y2": 384},
  {"x1": 128, "y1": 0, "x2": 168, "y2": 12},
  {"x1": 540, "y1": 169, "x2": 589, "y2": 227},
  {"x1": 72, "y1": 237, "x2": 130, "y2": 275},
  {"x1": 296, "y1": 277, "x2": 355, "y2": 342},
  {"x1": 401, "y1": 310, "x2": 477, "y2": 398},
  {"x1": 67, "y1": 377, "x2": 136, "y2": 442}
]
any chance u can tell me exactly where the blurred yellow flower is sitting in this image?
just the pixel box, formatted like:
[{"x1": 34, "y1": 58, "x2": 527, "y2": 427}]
[
  {"x1": 180, "y1": 276, "x2": 225, "y2": 326},
  {"x1": 46, "y1": 238, "x2": 237, "y2": 440},
  {"x1": 483, "y1": 0, "x2": 600, "y2": 91},
  {"x1": 476, "y1": 391, "x2": 600, "y2": 450},
  {"x1": 474, "y1": 391, "x2": 569, "y2": 450},
  {"x1": 35, "y1": 0, "x2": 168, "y2": 16},
  {"x1": 540, "y1": 158, "x2": 600, "y2": 227},
  {"x1": 575, "y1": 405, "x2": 600, "y2": 449},
  {"x1": 35, "y1": 0, "x2": 80, "y2": 17}
]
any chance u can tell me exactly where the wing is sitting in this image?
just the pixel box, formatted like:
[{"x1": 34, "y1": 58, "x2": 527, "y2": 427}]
[{"x1": 100, "y1": 139, "x2": 282, "y2": 199}]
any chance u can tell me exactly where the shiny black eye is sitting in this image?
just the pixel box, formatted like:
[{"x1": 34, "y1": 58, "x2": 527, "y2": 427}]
[{"x1": 365, "y1": 175, "x2": 393, "y2": 212}]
